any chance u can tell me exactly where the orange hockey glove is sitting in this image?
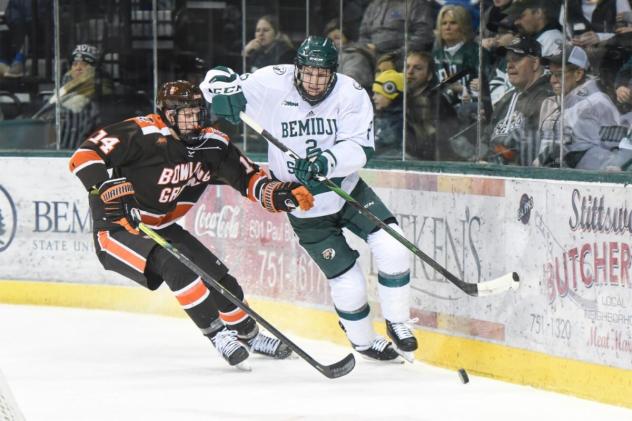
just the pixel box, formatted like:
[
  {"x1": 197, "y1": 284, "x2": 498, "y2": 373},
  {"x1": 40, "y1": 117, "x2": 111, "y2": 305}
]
[
  {"x1": 260, "y1": 180, "x2": 314, "y2": 212},
  {"x1": 248, "y1": 171, "x2": 314, "y2": 213},
  {"x1": 98, "y1": 178, "x2": 141, "y2": 234}
]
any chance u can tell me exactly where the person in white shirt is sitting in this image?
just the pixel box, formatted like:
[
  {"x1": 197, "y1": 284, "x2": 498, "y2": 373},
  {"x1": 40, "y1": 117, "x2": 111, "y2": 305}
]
[
  {"x1": 536, "y1": 45, "x2": 625, "y2": 169},
  {"x1": 200, "y1": 36, "x2": 419, "y2": 363}
]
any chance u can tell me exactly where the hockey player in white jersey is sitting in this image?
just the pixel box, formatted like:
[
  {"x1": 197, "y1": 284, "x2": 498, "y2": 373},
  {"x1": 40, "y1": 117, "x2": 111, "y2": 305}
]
[{"x1": 200, "y1": 36, "x2": 418, "y2": 361}]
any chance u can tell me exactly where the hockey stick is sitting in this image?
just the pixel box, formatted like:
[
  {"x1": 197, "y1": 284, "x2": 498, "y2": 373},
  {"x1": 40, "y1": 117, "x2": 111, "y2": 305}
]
[
  {"x1": 428, "y1": 68, "x2": 469, "y2": 93},
  {"x1": 137, "y1": 222, "x2": 356, "y2": 379},
  {"x1": 239, "y1": 111, "x2": 520, "y2": 297}
]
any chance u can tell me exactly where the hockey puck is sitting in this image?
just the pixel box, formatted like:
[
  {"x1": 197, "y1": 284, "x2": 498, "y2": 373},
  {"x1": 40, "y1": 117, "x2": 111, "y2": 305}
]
[{"x1": 458, "y1": 368, "x2": 469, "y2": 384}]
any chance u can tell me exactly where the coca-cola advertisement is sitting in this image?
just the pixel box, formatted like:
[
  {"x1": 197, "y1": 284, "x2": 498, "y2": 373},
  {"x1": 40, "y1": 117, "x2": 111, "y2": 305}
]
[{"x1": 182, "y1": 185, "x2": 331, "y2": 306}]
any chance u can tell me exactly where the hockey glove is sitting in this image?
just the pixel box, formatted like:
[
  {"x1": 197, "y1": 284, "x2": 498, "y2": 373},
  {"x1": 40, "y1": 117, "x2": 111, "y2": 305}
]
[
  {"x1": 199, "y1": 66, "x2": 247, "y2": 125},
  {"x1": 97, "y1": 178, "x2": 141, "y2": 235},
  {"x1": 294, "y1": 153, "x2": 333, "y2": 190},
  {"x1": 249, "y1": 172, "x2": 314, "y2": 213}
]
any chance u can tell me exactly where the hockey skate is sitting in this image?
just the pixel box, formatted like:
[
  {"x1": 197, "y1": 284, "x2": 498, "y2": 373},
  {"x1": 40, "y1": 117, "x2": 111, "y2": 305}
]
[
  {"x1": 233, "y1": 317, "x2": 293, "y2": 359},
  {"x1": 246, "y1": 331, "x2": 293, "y2": 359},
  {"x1": 386, "y1": 319, "x2": 418, "y2": 363},
  {"x1": 352, "y1": 337, "x2": 403, "y2": 363},
  {"x1": 209, "y1": 327, "x2": 251, "y2": 370},
  {"x1": 337, "y1": 321, "x2": 401, "y2": 363}
]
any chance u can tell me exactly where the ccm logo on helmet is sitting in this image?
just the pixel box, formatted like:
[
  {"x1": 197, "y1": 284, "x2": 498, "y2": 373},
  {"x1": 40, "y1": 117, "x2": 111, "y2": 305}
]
[{"x1": 207, "y1": 85, "x2": 242, "y2": 94}]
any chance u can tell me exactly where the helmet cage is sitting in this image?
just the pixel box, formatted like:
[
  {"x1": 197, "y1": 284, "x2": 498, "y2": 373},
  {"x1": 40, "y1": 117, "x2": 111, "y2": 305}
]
[
  {"x1": 157, "y1": 81, "x2": 208, "y2": 143},
  {"x1": 169, "y1": 105, "x2": 208, "y2": 145},
  {"x1": 294, "y1": 65, "x2": 337, "y2": 105},
  {"x1": 293, "y1": 36, "x2": 339, "y2": 105}
]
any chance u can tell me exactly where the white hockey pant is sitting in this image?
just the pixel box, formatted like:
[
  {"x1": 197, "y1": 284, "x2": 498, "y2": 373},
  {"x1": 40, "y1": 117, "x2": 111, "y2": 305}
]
[
  {"x1": 368, "y1": 223, "x2": 411, "y2": 323},
  {"x1": 329, "y1": 223, "x2": 411, "y2": 347}
]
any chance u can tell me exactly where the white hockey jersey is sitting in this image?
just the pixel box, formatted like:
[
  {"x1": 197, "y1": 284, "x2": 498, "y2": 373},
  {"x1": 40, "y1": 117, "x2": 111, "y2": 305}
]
[{"x1": 240, "y1": 64, "x2": 375, "y2": 218}]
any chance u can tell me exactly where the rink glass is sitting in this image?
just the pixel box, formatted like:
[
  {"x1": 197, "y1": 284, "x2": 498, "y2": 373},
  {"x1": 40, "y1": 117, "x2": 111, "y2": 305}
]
[{"x1": 0, "y1": 0, "x2": 625, "y2": 176}]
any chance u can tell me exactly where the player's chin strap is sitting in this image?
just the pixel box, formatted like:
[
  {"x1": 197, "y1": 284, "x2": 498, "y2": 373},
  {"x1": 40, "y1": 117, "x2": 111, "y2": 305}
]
[
  {"x1": 135, "y1": 220, "x2": 355, "y2": 379},
  {"x1": 239, "y1": 111, "x2": 520, "y2": 297}
]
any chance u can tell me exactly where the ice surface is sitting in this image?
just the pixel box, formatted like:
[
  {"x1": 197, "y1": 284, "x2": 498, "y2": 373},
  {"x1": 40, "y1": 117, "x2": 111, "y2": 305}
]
[{"x1": 0, "y1": 304, "x2": 629, "y2": 421}]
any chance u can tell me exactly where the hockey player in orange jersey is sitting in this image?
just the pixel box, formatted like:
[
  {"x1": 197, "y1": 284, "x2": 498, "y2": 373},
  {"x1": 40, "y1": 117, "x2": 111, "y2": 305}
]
[{"x1": 69, "y1": 80, "x2": 313, "y2": 369}]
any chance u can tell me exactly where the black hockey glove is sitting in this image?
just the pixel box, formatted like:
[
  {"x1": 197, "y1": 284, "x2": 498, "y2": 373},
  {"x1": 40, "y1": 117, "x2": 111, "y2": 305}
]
[
  {"x1": 249, "y1": 172, "x2": 314, "y2": 213},
  {"x1": 97, "y1": 178, "x2": 141, "y2": 235}
]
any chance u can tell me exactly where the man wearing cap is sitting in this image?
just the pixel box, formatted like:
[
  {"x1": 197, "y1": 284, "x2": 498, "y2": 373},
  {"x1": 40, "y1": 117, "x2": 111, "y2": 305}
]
[
  {"x1": 504, "y1": 0, "x2": 563, "y2": 57},
  {"x1": 487, "y1": 35, "x2": 553, "y2": 165},
  {"x1": 536, "y1": 45, "x2": 625, "y2": 169},
  {"x1": 372, "y1": 70, "x2": 405, "y2": 158}
]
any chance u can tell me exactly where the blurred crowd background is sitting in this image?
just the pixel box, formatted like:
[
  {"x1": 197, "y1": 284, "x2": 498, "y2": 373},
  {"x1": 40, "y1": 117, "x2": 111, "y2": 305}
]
[{"x1": 2, "y1": 0, "x2": 632, "y2": 172}]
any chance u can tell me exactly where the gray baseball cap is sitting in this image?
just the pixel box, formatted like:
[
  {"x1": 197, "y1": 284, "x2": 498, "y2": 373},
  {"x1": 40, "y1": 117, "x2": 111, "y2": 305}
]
[{"x1": 542, "y1": 46, "x2": 589, "y2": 69}]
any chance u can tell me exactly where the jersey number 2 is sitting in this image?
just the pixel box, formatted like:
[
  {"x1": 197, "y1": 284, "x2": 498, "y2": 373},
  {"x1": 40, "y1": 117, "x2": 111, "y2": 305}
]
[{"x1": 286, "y1": 139, "x2": 321, "y2": 174}]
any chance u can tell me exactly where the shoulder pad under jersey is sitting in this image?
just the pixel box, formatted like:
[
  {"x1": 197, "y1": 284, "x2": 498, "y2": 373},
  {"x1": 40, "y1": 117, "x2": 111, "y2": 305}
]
[
  {"x1": 199, "y1": 127, "x2": 230, "y2": 145},
  {"x1": 253, "y1": 64, "x2": 294, "y2": 83},
  {"x1": 126, "y1": 114, "x2": 171, "y2": 136}
]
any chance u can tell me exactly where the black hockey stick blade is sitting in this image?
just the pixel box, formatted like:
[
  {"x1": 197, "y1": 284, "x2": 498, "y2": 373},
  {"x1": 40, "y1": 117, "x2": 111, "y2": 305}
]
[
  {"x1": 239, "y1": 112, "x2": 521, "y2": 297},
  {"x1": 137, "y1": 222, "x2": 356, "y2": 379},
  {"x1": 320, "y1": 352, "x2": 356, "y2": 379}
]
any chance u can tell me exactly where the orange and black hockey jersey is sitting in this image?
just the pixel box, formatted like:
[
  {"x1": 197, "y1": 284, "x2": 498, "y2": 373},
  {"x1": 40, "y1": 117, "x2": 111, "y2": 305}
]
[{"x1": 69, "y1": 113, "x2": 260, "y2": 229}]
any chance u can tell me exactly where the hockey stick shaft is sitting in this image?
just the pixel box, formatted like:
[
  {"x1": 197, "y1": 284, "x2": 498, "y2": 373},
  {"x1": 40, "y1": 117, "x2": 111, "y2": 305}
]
[
  {"x1": 137, "y1": 222, "x2": 355, "y2": 379},
  {"x1": 240, "y1": 111, "x2": 519, "y2": 297}
]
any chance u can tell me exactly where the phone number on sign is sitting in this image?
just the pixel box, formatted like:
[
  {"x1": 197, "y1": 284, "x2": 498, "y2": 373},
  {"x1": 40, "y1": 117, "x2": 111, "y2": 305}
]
[
  {"x1": 530, "y1": 313, "x2": 572, "y2": 340},
  {"x1": 256, "y1": 250, "x2": 327, "y2": 293}
]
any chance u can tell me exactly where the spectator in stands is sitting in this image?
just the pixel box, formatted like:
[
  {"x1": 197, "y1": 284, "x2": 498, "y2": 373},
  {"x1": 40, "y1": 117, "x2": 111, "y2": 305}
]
[
  {"x1": 562, "y1": 0, "x2": 631, "y2": 48},
  {"x1": 504, "y1": 0, "x2": 563, "y2": 57},
  {"x1": 487, "y1": 36, "x2": 552, "y2": 166},
  {"x1": 481, "y1": 0, "x2": 514, "y2": 40},
  {"x1": 561, "y1": 0, "x2": 632, "y2": 98},
  {"x1": 432, "y1": 5, "x2": 488, "y2": 136},
  {"x1": 0, "y1": 0, "x2": 51, "y2": 77},
  {"x1": 372, "y1": 70, "x2": 404, "y2": 159},
  {"x1": 377, "y1": 53, "x2": 398, "y2": 73},
  {"x1": 38, "y1": 44, "x2": 112, "y2": 149},
  {"x1": 615, "y1": 56, "x2": 632, "y2": 108},
  {"x1": 358, "y1": 0, "x2": 435, "y2": 60},
  {"x1": 432, "y1": 6, "x2": 481, "y2": 106},
  {"x1": 243, "y1": 15, "x2": 294, "y2": 73},
  {"x1": 319, "y1": 0, "x2": 372, "y2": 42},
  {"x1": 480, "y1": 0, "x2": 517, "y2": 104},
  {"x1": 324, "y1": 20, "x2": 346, "y2": 49},
  {"x1": 324, "y1": 19, "x2": 376, "y2": 92},
  {"x1": 445, "y1": 0, "x2": 481, "y2": 32},
  {"x1": 405, "y1": 51, "x2": 459, "y2": 161},
  {"x1": 536, "y1": 46, "x2": 625, "y2": 170},
  {"x1": 615, "y1": 11, "x2": 632, "y2": 35}
]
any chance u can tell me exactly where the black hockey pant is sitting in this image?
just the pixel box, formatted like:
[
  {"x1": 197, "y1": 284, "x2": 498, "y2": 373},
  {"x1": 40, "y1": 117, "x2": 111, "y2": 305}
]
[{"x1": 93, "y1": 223, "x2": 250, "y2": 336}]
